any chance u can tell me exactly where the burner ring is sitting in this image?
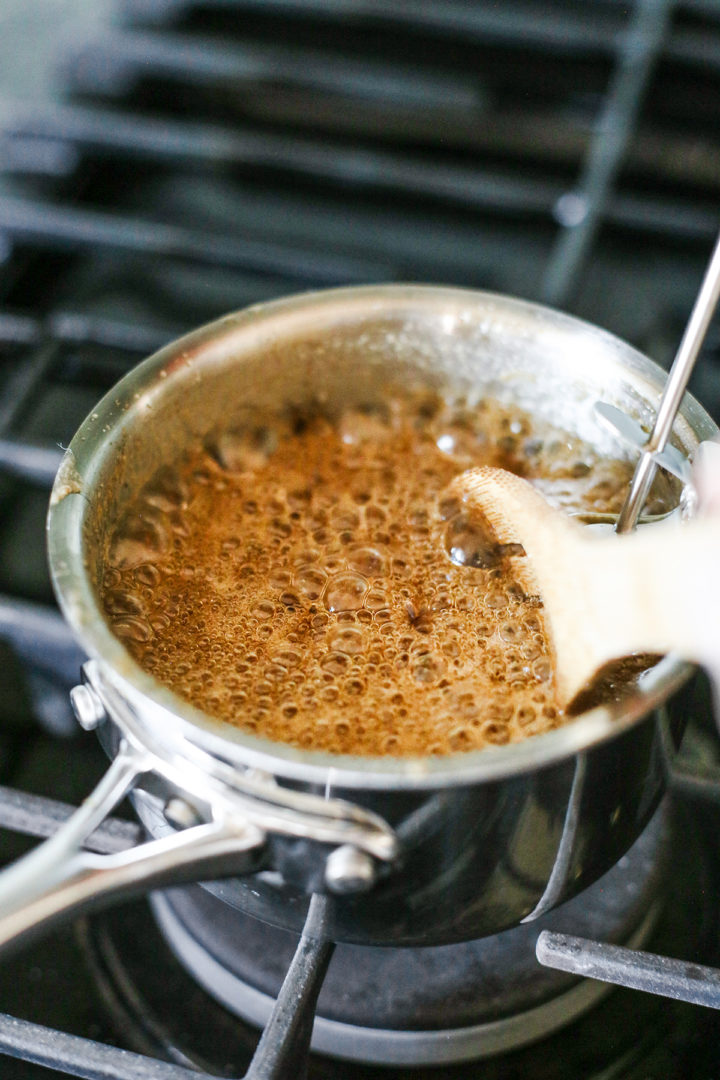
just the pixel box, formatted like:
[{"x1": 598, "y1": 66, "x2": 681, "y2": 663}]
[{"x1": 151, "y1": 891, "x2": 659, "y2": 1067}]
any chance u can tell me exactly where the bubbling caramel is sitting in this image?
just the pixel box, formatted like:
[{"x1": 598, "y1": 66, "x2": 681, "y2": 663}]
[{"x1": 100, "y1": 393, "x2": 676, "y2": 756}]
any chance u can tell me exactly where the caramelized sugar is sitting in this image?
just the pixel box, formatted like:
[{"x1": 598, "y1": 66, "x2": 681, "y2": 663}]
[{"x1": 100, "y1": 393, "x2": 676, "y2": 756}]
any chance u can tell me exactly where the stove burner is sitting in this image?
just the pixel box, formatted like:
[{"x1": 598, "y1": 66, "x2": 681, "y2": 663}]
[
  {"x1": 75, "y1": 798, "x2": 720, "y2": 1078},
  {"x1": 151, "y1": 895, "x2": 658, "y2": 1067},
  {"x1": 146, "y1": 806, "x2": 667, "y2": 1067}
]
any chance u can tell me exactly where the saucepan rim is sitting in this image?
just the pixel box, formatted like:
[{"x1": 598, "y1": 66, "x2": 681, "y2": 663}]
[{"x1": 46, "y1": 284, "x2": 717, "y2": 791}]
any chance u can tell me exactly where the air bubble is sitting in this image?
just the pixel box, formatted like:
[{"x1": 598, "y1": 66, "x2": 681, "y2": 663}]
[
  {"x1": 479, "y1": 720, "x2": 510, "y2": 745},
  {"x1": 264, "y1": 664, "x2": 288, "y2": 681},
  {"x1": 448, "y1": 727, "x2": 473, "y2": 751},
  {"x1": 328, "y1": 625, "x2": 364, "y2": 655},
  {"x1": 348, "y1": 547, "x2": 385, "y2": 576},
  {"x1": 144, "y1": 467, "x2": 187, "y2": 511},
  {"x1": 533, "y1": 658, "x2": 553, "y2": 682},
  {"x1": 210, "y1": 425, "x2": 279, "y2": 472},
  {"x1": 412, "y1": 653, "x2": 446, "y2": 684},
  {"x1": 321, "y1": 652, "x2": 351, "y2": 676},
  {"x1": 97, "y1": 389, "x2": 653, "y2": 756},
  {"x1": 330, "y1": 506, "x2": 360, "y2": 531},
  {"x1": 269, "y1": 569, "x2": 292, "y2": 590},
  {"x1": 516, "y1": 705, "x2": 537, "y2": 727},
  {"x1": 112, "y1": 616, "x2": 153, "y2": 643},
  {"x1": 110, "y1": 515, "x2": 167, "y2": 569},
  {"x1": 438, "y1": 495, "x2": 461, "y2": 521},
  {"x1": 104, "y1": 590, "x2": 144, "y2": 616},
  {"x1": 485, "y1": 591, "x2": 508, "y2": 610},
  {"x1": 295, "y1": 566, "x2": 327, "y2": 599},
  {"x1": 252, "y1": 601, "x2": 275, "y2": 621},
  {"x1": 273, "y1": 648, "x2": 301, "y2": 668},
  {"x1": 134, "y1": 565, "x2": 161, "y2": 587},
  {"x1": 325, "y1": 572, "x2": 368, "y2": 612},
  {"x1": 365, "y1": 505, "x2": 386, "y2": 525}
]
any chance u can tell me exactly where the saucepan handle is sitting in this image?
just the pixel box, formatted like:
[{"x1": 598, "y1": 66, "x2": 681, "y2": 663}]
[{"x1": 0, "y1": 740, "x2": 265, "y2": 955}]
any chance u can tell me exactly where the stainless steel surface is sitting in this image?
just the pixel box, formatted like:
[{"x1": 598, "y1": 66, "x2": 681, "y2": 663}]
[
  {"x1": 37, "y1": 285, "x2": 718, "y2": 947},
  {"x1": 616, "y1": 230, "x2": 720, "y2": 532},
  {"x1": 594, "y1": 402, "x2": 691, "y2": 483},
  {"x1": 69, "y1": 683, "x2": 106, "y2": 731},
  {"x1": 324, "y1": 845, "x2": 377, "y2": 895},
  {"x1": 47, "y1": 285, "x2": 717, "y2": 788},
  {"x1": 0, "y1": 728, "x2": 264, "y2": 955},
  {"x1": 0, "y1": 650, "x2": 398, "y2": 955}
]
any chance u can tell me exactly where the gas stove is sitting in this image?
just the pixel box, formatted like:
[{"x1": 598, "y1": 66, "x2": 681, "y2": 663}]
[{"x1": 1, "y1": 1, "x2": 720, "y2": 1078}]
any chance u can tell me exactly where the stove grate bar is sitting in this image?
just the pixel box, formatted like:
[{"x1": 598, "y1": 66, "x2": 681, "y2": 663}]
[
  {"x1": 41, "y1": 311, "x2": 174, "y2": 354},
  {"x1": 3, "y1": 104, "x2": 718, "y2": 245},
  {"x1": 0, "y1": 194, "x2": 392, "y2": 284},
  {"x1": 0, "y1": 313, "x2": 39, "y2": 347},
  {"x1": 0, "y1": 340, "x2": 58, "y2": 437},
  {"x1": 123, "y1": 0, "x2": 628, "y2": 52},
  {"x1": 0, "y1": 785, "x2": 141, "y2": 855},
  {"x1": 0, "y1": 439, "x2": 64, "y2": 486},
  {"x1": 67, "y1": 28, "x2": 480, "y2": 110},
  {"x1": 0, "y1": 1010, "x2": 204, "y2": 1080},
  {"x1": 541, "y1": 0, "x2": 674, "y2": 308},
  {"x1": 537, "y1": 930, "x2": 720, "y2": 1009},
  {"x1": 0, "y1": 309, "x2": 175, "y2": 355},
  {"x1": 0, "y1": 595, "x2": 85, "y2": 684},
  {"x1": 0, "y1": 101, "x2": 560, "y2": 214},
  {"x1": 3, "y1": 94, "x2": 720, "y2": 200},
  {"x1": 122, "y1": 0, "x2": 720, "y2": 63},
  {"x1": 246, "y1": 893, "x2": 335, "y2": 1080}
]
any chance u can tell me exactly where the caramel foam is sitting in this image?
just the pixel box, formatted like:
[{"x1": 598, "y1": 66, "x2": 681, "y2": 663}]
[{"x1": 100, "y1": 393, "x2": 675, "y2": 756}]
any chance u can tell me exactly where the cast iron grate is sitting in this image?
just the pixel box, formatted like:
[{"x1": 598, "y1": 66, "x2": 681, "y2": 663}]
[{"x1": 0, "y1": 0, "x2": 720, "y2": 1076}]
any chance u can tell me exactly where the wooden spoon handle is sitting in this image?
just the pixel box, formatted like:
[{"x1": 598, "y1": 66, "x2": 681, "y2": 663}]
[{"x1": 452, "y1": 468, "x2": 720, "y2": 709}]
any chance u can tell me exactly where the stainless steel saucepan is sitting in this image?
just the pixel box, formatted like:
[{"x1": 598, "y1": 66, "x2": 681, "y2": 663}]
[{"x1": 0, "y1": 284, "x2": 714, "y2": 953}]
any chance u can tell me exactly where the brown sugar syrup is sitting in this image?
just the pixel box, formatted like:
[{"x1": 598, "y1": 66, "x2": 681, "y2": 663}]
[{"x1": 100, "y1": 393, "x2": 674, "y2": 756}]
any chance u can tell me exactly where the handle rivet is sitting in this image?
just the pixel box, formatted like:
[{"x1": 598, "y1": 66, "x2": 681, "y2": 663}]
[
  {"x1": 69, "y1": 684, "x2": 106, "y2": 731},
  {"x1": 164, "y1": 797, "x2": 202, "y2": 830},
  {"x1": 325, "y1": 844, "x2": 376, "y2": 894}
]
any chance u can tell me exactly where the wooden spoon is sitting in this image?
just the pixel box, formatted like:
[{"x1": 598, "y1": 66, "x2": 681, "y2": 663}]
[{"x1": 449, "y1": 466, "x2": 720, "y2": 711}]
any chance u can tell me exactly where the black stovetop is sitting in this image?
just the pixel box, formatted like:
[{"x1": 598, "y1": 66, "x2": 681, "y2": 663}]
[
  {"x1": 2, "y1": 715, "x2": 720, "y2": 1080},
  {"x1": 1, "y1": 2, "x2": 720, "y2": 1077}
]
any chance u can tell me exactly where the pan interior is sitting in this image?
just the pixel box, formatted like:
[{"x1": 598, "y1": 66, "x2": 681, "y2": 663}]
[{"x1": 49, "y1": 287, "x2": 714, "y2": 786}]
